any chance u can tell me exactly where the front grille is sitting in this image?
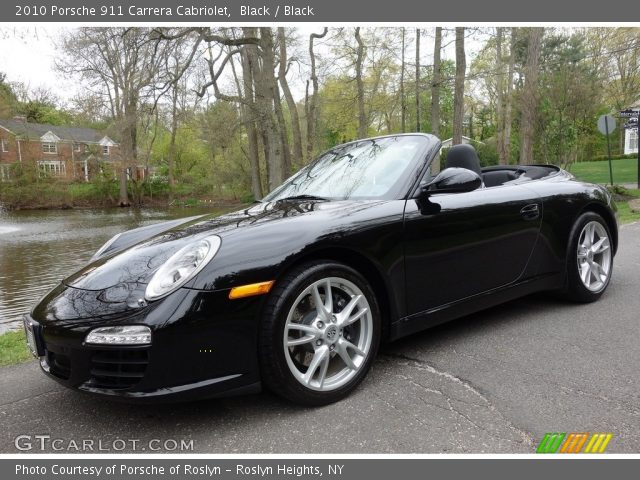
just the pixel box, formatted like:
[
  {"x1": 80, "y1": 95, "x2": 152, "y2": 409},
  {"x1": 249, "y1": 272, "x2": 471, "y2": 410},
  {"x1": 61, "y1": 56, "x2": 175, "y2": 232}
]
[
  {"x1": 89, "y1": 349, "x2": 149, "y2": 389},
  {"x1": 47, "y1": 351, "x2": 71, "y2": 380}
]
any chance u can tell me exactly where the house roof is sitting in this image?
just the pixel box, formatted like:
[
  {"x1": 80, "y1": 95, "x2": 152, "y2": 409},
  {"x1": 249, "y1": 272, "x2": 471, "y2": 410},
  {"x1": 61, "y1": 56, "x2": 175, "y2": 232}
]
[{"x1": 0, "y1": 118, "x2": 116, "y2": 144}]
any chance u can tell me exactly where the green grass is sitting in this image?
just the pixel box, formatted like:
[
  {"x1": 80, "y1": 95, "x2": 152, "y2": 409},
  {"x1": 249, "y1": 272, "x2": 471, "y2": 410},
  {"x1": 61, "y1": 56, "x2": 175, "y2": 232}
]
[
  {"x1": 0, "y1": 330, "x2": 32, "y2": 367},
  {"x1": 616, "y1": 202, "x2": 640, "y2": 224},
  {"x1": 570, "y1": 157, "x2": 639, "y2": 185},
  {"x1": 568, "y1": 160, "x2": 640, "y2": 223},
  {"x1": 613, "y1": 188, "x2": 640, "y2": 224}
]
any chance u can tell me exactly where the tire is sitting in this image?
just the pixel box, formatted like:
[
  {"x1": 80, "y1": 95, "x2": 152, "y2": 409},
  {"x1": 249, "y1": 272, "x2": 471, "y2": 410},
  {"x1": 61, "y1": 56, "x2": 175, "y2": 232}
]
[
  {"x1": 259, "y1": 261, "x2": 381, "y2": 406},
  {"x1": 560, "y1": 211, "x2": 614, "y2": 303}
]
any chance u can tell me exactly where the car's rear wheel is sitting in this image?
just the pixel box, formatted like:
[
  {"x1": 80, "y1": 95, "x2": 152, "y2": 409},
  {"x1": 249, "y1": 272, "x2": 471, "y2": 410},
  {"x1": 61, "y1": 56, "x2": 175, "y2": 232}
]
[
  {"x1": 561, "y1": 212, "x2": 613, "y2": 302},
  {"x1": 259, "y1": 261, "x2": 381, "y2": 405}
]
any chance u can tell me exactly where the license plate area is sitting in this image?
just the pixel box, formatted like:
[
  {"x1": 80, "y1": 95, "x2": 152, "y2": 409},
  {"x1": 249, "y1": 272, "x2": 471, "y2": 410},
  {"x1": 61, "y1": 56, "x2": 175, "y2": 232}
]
[{"x1": 23, "y1": 316, "x2": 44, "y2": 357}]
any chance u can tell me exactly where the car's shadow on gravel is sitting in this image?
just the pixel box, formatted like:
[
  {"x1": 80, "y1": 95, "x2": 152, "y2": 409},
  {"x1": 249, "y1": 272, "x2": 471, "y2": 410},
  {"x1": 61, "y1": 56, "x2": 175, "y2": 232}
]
[{"x1": 85, "y1": 293, "x2": 572, "y2": 418}]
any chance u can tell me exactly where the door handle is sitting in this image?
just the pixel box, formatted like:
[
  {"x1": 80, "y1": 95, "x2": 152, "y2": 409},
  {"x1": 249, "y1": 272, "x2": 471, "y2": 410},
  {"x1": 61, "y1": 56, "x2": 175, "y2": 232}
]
[{"x1": 520, "y1": 203, "x2": 540, "y2": 220}]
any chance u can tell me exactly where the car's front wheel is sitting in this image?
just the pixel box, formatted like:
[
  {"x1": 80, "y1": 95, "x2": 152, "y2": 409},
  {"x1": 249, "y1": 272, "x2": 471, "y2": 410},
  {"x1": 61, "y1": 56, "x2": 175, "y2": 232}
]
[{"x1": 259, "y1": 261, "x2": 381, "y2": 405}]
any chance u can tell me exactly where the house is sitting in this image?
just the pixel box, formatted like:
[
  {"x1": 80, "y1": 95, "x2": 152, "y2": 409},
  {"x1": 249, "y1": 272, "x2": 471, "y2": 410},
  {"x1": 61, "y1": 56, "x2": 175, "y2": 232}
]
[
  {"x1": 439, "y1": 135, "x2": 485, "y2": 155},
  {"x1": 0, "y1": 116, "x2": 121, "y2": 182}
]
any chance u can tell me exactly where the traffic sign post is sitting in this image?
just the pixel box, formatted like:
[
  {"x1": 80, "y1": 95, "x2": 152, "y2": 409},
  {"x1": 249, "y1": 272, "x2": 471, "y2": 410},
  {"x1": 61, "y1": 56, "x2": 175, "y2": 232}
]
[{"x1": 597, "y1": 114, "x2": 616, "y2": 186}]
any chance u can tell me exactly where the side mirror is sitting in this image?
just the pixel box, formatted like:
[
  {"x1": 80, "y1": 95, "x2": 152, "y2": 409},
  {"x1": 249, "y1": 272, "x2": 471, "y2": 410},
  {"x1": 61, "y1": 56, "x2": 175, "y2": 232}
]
[{"x1": 421, "y1": 167, "x2": 482, "y2": 195}]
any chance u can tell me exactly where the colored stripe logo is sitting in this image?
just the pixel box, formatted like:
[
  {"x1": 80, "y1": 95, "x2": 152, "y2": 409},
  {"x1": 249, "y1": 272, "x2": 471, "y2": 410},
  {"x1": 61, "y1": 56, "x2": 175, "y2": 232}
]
[{"x1": 537, "y1": 433, "x2": 612, "y2": 453}]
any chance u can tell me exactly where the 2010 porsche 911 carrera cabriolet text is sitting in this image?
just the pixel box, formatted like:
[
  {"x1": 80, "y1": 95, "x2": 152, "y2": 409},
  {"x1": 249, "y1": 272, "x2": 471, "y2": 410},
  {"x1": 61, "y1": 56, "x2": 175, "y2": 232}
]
[{"x1": 24, "y1": 134, "x2": 617, "y2": 405}]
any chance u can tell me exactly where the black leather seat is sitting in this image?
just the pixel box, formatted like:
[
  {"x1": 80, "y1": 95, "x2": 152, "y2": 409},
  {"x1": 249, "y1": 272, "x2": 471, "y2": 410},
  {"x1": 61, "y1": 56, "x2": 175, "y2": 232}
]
[
  {"x1": 482, "y1": 170, "x2": 518, "y2": 187},
  {"x1": 445, "y1": 144, "x2": 482, "y2": 175}
]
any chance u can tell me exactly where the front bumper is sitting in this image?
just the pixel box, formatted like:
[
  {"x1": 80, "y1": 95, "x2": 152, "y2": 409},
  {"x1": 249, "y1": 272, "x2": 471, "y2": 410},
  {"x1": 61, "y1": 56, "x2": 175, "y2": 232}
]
[{"x1": 28, "y1": 287, "x2": 264, "y2": 403}]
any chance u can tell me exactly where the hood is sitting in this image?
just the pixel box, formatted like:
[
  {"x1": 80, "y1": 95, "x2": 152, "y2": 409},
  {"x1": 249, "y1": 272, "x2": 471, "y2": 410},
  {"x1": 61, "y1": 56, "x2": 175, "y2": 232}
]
[
  {"x1": 33, "y1": 198, "x2": 399, "y2": 322},
  {"x1": 62, "y1": 199, "x2": 387, "y2": 293}
]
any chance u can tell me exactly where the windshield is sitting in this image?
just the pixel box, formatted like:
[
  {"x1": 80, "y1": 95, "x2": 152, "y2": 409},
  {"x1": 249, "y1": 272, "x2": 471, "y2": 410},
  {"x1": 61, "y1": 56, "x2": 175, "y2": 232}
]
[{"x1": 262, "y1": 135, "x2": 430, "y2": 202}]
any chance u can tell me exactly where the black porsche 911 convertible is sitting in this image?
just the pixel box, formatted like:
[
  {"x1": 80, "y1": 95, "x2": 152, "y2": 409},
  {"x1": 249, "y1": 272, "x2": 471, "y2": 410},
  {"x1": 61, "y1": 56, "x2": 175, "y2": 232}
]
[{"x1": 24, "y1": 133, "x2": 617, "y2": 405}]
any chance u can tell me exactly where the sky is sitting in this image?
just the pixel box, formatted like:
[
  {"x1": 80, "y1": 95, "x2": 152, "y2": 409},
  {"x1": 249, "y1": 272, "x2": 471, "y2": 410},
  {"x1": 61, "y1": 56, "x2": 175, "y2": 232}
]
[
  {"x1": 0, "y1": 27, "x2": 78, "y2": 100},
  {"x1": 0, "y1": 26, "x2": 484, "y2": 108}
]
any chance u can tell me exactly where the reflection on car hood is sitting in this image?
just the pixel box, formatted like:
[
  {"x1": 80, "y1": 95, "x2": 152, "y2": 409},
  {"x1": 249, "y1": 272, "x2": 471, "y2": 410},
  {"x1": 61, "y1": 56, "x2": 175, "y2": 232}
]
[{"x1": 63, "y1": 199, "x2": 385, "y2": 291}]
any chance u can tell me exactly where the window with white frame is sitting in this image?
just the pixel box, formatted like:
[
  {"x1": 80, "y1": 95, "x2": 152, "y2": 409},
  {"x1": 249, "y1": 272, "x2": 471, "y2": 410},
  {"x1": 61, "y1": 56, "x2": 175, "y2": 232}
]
[
  {"x1": 630, "y1": 129, "x2": 638, "y2": 152},
  {"x1": 102, "y1": 145, "x2": 110, "y2": 156},
  {"x1": 42, "y1": 142, "x2": 57, "y2": 154},
  {"x1": 74, "y1": 142, "x2": 82, "y2": 152},
  {"x1": 38, "y1": 160, "x2": 66, "y2": 177},
  {"x1": 1, "y1": 139, "x2": 8, "y2": 152}
]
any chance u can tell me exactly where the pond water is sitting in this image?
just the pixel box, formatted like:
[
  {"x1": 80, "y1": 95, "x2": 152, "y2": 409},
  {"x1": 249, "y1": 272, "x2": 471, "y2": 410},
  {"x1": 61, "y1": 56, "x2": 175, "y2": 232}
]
[{"x1": 0, "y1": 206, "x2": 228, "y2": 333}]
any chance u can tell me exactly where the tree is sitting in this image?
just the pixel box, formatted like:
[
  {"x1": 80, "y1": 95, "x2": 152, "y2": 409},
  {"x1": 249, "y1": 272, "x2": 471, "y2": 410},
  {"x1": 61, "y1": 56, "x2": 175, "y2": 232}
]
[
  {"x1": 277, "y1": 27, "x2": 304, "y2": 168},
  {"x1": 430, "y1": 27, "x2": 443, "y2": 173},
  {"x1": 503, "y1": 28, "x2": 516, "y2": 165},
  {"x1": 261, "y1": 27, "x2": 291, "y2": 180},
  {"x1": 305, "y1": 27, "x2": 328, "y2": 158},
  {"x1": 495, "y1": 28, "x2": 506, "y2": 164},
  {"x1": 537, "y1": 31, "x2": 603, "y2": 167},
  {"x1": 11, "y1": 85, "x2": 71, "y2": 125},
  {"x1": 453, "y1": 27, "x2": 466, "y2": 145},
  {"x1": 519, "y1": 27, "x2": 544, "y2": 165},
  {"x1": 234, "y1": 36, "x2": 263, "y2": 199},
  {"x1": 596, "y1": 28, "x2": 640, "y2": 150},
  {"x1": 400, "y1": 28, "x2": 407, "y2": 133},
  {"x1": 0, "y1": 72, "x2": 16, "y2": 118},
  {"x1": 415, "y1": 28, "x2": 421, "y2": 132},
  {"x1": 191, "y1": 27, "x2": 287, "y2": 190},
  {"x1": 164, "y1": 36, "x2": 199, "y2": 188},
  {"x1": 59, "y1": 28, "x2": 176, "y2": 205},
  {"x1": 355, "y1": 27, "x2": 367, "y2": 138}
]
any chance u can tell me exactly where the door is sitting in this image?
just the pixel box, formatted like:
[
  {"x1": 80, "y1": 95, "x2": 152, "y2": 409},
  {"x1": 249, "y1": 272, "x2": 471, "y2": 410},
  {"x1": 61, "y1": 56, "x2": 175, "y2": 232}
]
[{"x1": 403, "y1": 184, "x2": 542, "y2": 315}]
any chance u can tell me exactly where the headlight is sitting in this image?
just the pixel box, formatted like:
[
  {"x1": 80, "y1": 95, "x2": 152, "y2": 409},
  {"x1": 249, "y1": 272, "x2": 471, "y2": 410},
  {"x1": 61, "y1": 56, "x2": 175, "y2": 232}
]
[
  {"x1": 90, "y1": 233, "x2": 122, "y2": 261},
  {"x1": 85, "y1": 325, "x2": 151, "y2": 345},
  {"x1": 145, "y1": 235, "x2": 221, "y2": 301}
]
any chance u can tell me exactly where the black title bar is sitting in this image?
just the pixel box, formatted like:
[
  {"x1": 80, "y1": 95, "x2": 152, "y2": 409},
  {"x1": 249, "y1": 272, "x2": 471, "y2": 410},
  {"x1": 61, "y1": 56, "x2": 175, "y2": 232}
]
[{"x1": 5, "y1": 0, "x2": 640, "y2": 22}]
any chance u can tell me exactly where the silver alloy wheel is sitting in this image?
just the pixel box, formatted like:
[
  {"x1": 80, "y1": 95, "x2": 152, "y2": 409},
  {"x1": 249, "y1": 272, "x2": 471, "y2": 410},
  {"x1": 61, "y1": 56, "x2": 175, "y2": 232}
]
[
  {"x1": 283, "y1": 277, "x2": 373, "y2": 392},
  {"x1": 577, "y1": 220, "x2": 612, "y2": 292}
]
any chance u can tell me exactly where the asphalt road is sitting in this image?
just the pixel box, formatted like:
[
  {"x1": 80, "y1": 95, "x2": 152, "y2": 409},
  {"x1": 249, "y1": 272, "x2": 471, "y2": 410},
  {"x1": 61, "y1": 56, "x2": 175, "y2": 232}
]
[{"x1": 1, "y1": 222, "x2": 639, "y2": 454}]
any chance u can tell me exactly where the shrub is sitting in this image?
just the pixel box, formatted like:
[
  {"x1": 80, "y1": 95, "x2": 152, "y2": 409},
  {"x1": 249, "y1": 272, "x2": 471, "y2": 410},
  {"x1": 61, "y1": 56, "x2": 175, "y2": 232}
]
[{"x1": 583, "y1": 153, "x2": 638, "y2": 162}]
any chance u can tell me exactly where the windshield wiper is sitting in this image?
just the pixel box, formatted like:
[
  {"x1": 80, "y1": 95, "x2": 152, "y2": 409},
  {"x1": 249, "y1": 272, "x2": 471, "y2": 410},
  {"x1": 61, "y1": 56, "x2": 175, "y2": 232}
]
[{"x1": 278, "y1": 194, "x2": 331, "y2": 202}]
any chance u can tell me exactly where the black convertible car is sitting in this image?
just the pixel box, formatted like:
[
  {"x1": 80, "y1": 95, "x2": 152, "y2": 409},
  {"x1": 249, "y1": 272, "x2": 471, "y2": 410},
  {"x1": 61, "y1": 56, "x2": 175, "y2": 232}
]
[{"x1": 24, "y1": 134, "x2": 617, "y2": 405}]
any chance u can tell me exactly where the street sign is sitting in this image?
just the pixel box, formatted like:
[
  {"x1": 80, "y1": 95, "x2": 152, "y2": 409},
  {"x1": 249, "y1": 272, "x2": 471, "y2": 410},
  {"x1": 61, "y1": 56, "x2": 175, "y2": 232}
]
[
  {"x1": 597, "y1": 114, "x2": 616, "y2": 135},
  {"x1": 619, "y1": 108, "x2": 639, "y2": 118},
  {"x1": 598, "y1": 115, "x2": 616, "y2": 185},
  {"x1": 620, "y1": 108, "x2": 640, "y2": 189}
]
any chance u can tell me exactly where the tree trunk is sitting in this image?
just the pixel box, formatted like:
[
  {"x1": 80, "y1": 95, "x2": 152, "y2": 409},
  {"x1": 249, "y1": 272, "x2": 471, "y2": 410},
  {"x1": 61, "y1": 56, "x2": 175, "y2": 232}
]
[
  {"x1": 519, "y1": 27, "x2": 544, "y2": 165},
  {"x1": 430, "y1": 27, "x2": 442, "y2": 174},
  {"x1": 355, "y1": 27, "x2": 367, "y2": 139},
  {"x1": 502, "y1": 28, "x2": 516, "y2": 165},
  {"x1": 118, "y1": 100, "x2": 138, "y2": 206},
  {"x1": 495, "y1": 27, "x2": 506, "y2": 165},
  {"x1": 278, "y1": 27, "x2": 304, "y2": 169},
  {"x1": 239, "y1": 45, "x2": 263, "y2": 199},
  {"x1": 415, "y1": 28, "x2": 421, "y2": 132},
  {"x1": 273, "y1": 77, "x2": 291, "y2": 177},
  {"x1": 118, "y1": 168, "x2": 129, "y2": 207},
  {"x1": 453, "y1": 27, "x2": 466, "y2": 145},
  {"x1": 251, "y1": 28, "x2": 285, "y2": 190},
  {"x1": 400, "y1": 28, "x2": 406, "y2": 133},
  {"x1": 305, "y1": 27, "x2": 328, "y2": 158},
  {"x1": 167, "y1": 83, "x2": 178, "y2": 187}
]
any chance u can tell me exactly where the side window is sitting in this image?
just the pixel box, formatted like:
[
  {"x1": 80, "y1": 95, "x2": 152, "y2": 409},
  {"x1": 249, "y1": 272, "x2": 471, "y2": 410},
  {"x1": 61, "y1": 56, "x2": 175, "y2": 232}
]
[{"x1": 420, "y1": 154, "x2": 440, "y2": 186}]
